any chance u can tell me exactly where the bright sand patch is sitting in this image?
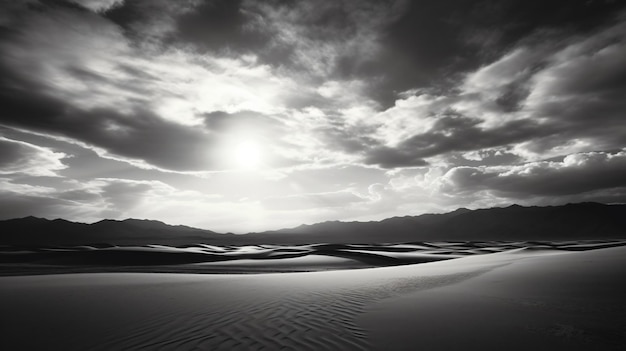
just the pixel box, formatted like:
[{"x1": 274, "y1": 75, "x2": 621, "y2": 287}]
[
  {"x1": 1, "y1": 246, "x2": 625, "y2": 350},
  {"x1": 359, "y1": 246, "x2": 626, "y2": 350}
]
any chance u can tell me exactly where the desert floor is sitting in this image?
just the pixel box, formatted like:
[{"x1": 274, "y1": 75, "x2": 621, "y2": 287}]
[{"x1": 1, "y1": 244, "x2": 625, "y2": 350}]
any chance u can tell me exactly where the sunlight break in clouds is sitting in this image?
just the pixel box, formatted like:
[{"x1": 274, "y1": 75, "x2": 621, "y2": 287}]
[{"x1": 0, "y1": 0, "x2": 625, "y2": 231}]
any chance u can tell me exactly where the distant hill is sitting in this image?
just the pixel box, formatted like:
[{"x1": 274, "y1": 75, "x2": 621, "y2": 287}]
[
  {"x1": 0, "y1": 217, "x2": 228, "y2": 247},
  {"x1": 1, "y1": 203, "x2": 625, "y2": 247},
  {"x1": 252, "y1": 202, "x2": 626, "y2": 244}
]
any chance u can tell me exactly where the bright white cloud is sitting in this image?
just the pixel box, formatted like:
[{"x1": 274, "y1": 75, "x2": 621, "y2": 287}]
[
  {"x1": 440, "y1": 150, "x2": 626, "y2": 197},
  {"x1": 369, "y1": 94, "x2": 456, "y2": 146},
  {"x1": 0, "y1": 137, "x2": 67, "y2": 176},
  {"x1": 1, "y1": 8, "x2": 299, "y2": 123},
  {"x1": 68, "y1": 0, "x2": 124, "y2": 13}
]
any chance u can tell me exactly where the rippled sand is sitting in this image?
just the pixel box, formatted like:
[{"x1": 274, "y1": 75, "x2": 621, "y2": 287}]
[
  {"x1": 2, "y1": 240, "x2": 625, "y2": 275},
  {"x1": 1, "y1": 242, "x2": 625, "y2": 350}
]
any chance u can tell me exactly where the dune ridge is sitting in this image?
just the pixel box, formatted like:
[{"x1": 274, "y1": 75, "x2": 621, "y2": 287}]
[{"x1": 2, "y1": 240, "x2": 625, "y2": 276}]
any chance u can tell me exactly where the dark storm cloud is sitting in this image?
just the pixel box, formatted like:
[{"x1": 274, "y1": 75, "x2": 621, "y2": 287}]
[
  {"x1": 0, "y1": 1, "x2": 246, "y2": 172},
  {"x1": 516, "y1": 19, "x2": 626, "y2": 155},
  {"x1": 365, "y1": 9, "x2": 626, "y2": 169},
  {"x1": 530, "y1": 95, "x2": 626, "y2": 154},
  {"x1": 493, "y1": 82, "x2": 532, "y2": 113},
  {"x1": 364, "y1": 114, "x2": 549, "y2": 169},
  {"x1": 441, "y1": 150, "x2": 626, "y2": 197},
  {"x1": 103, "y1": 0, "x2": 201, "y2": 39},
  {"x1": 174, "y1": 0, "x2": 270, "y2": 53},
  {"x1": 0, "y1": 87, "x2": 216, "y2": 171},
  {"x1": 0, "y1": 19, "x2": 215, "y2": 172},
  {"x1": 363, "y1": 146, "x2": 428, "y2": 169},
  {"x1": 455, "y1": 0, "x2": 626, "y2": 50},
  {"x1": 400, "y1": 115, "x2": 541, "y2": 158},
  {"x1": 357, "y1": 0, "x2": 626, "y2": 107},
  {"x1": 107, "y1": 0, "x2": 266, "y2": 50},
  {"x1": 236, "y1": 0, "x2": 407, "y2": 78},
  {"x1": 315, "y1": 123, "x2": 379, "y2": 155}
]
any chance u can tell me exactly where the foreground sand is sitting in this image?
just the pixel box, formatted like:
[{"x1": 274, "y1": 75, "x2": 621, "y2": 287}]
[{"x1": 1, "y1": 246, "x2": 625, "y2": 350}]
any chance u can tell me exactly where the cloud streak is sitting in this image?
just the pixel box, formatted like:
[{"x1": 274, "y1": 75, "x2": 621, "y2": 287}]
[{"x1": 0, "y1": 137, "x2": 67, "y2": 177}]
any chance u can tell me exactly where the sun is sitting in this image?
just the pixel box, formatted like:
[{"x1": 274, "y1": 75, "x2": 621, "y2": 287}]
[{"x1": 233, "y1": 140, "x2": 262, "y2": 169}]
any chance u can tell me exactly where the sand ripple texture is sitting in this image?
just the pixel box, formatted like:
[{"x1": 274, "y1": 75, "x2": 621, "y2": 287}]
[
  {"x1": 80, "y1": 271, "x2": 486, "y2": 350},
  {"x1": 2, "y1": 240, "x2": 625, "y2": 275},
  {"x1": 2, "y1": 241, "x2": 625, "y2": 350}
]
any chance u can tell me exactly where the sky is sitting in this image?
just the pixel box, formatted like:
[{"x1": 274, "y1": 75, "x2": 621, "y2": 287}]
[{"x1": 1, "y1": 0, "x2": 625, "y2": 233}]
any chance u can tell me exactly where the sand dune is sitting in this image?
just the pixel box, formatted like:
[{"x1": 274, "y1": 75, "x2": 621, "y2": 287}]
[
  {"x1": 2, "y1": 240, "x2": 624, "y2": 275},
  {"x1": 1, "y1": 243, "x2": 625, "y2": 350},
  {"x1": 360, "y1": 245, "x2": 626, "y2": 350}
]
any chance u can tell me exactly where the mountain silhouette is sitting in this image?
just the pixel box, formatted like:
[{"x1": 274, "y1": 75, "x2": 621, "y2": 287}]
[
  {"x1": 255, "y1": 202, "x2": 626, "y2": 244},
  {"x1": 1, "y1": 202, "x2": 625, "y2": 247},
  {"x1": 0, "y1": 217, "x2": 226, "y2": 247}
]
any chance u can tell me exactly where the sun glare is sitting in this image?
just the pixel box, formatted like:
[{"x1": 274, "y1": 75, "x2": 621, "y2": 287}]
[{"x1": 234, "y1": 140, "x2": 262, "y2": 169}]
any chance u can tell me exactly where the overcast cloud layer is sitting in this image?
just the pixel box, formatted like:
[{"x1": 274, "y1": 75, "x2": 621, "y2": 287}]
[{"x1": 1, "y1": 0, "x2": 625, "y2": 232}]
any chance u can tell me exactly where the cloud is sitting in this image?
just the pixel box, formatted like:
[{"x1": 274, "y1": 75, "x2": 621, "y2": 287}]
[
  {"x1": 0, "y1": 3, "x2": 299, "y2": 117},
  {"x1": 0, "y1": 2, "x2": 315, "y2": 172},
  {"x1": 519, "y1": 20, "x2": 626, "y2": 156},
  {"x1": 337, "y1": 150, "x2": 626, "y2": 223},
  {"x1": 69, "y1": 0, "x2": 125, "y2": 13},
  {"x1": 2, "y1": 2, "x2": 624, "y2": 175},
  {"x1": 359, "y1": 12, "x2": 626, "y2": 169},
  {"x1": 363, "y1": 146, "x2": 428, "y2": 169},
  {"x1": 0, "y1": 176, "x2": 257, "y2": 231},
  {"x1": 368, "y1": 0, "x2": 626, "y2": 106},
  {"x1": 362, "y1": 111, "x2": 548, "y2": 169},
  {"x1": 243, "y1": 0, "x2": 407, "y2": 78},
  {"x1": 440, "y1": 150, "x2": 626, "y2": 198},
  {"x1": 0, "y1": 90, "x2": 216, "y2": 171},
  {"x1": 0, "y1": 178, "x2": 93, "y2": 220},
  {"x1": 105, "y1": 0, "x2": 202, "y2": 40},
  {"x1": 0, "y1": 1, "x2": 625, "y2": 231},
  {"x1": 173, "y1": 0, "x2": 269, "y2": 54},
  {"x1": 0, "y1": 190, "x2": 76, "y2": 220},
  {"x1": 262, "y1": 190, "x2": 368, "y2": 211},
  {"x1": 0, "y1": 137, "x2": 67, "y2": 176}
]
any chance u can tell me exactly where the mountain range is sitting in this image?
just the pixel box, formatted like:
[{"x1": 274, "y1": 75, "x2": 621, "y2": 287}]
[{"x1": 1, "y1": 202, "x2": 625, "y2": 247}]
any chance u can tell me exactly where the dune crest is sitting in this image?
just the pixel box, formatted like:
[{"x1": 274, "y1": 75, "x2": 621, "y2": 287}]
[{"x1": 2, "y1": 240, "x2": 625, "y2": 275}]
